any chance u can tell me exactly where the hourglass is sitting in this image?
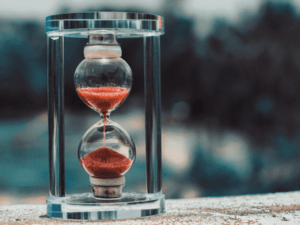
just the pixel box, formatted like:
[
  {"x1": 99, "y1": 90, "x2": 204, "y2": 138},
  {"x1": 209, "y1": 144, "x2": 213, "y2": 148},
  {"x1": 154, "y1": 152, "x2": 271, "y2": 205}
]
[
  {"x1": 75, "y1": 33, "x2": 135, "y2": 198},
  {"x1": 46, "y1": 12, "x2": 165, "y2": 220}
]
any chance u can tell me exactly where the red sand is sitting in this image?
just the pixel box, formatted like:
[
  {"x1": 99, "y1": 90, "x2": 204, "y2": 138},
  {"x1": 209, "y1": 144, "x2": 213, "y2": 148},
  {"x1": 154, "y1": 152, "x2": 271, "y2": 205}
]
[
  {"x1": 76, "y1": 87, "x2": 130, "y2": 115},
  {"x1": 80, "y1": 147, "x2": 132, "y2": 178}
]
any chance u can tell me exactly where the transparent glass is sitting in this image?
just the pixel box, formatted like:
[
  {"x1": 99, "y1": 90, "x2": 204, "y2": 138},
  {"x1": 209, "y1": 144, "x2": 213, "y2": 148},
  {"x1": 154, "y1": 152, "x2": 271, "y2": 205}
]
[
  {"x1": 46, "y1": 12, "x2": 164, "y2": 38},
  {"x1": 47, "y1": 193, "x2": 165, "y2": 220},
  {"x1": 78, "y1": 120, "x2": 136, "y2": 178},
  {"x1": 46, "y1": 11, "x2": 165, "y2": 220},
  {"x1": 74, "y1": 33, "x2": 136, "y2": 188},
  {"x1": 74, "y1": 58, "x2": 132, "y2": 113},
  {"x1": 74, "y1": 35, "x2": 132, "y2": 114}
]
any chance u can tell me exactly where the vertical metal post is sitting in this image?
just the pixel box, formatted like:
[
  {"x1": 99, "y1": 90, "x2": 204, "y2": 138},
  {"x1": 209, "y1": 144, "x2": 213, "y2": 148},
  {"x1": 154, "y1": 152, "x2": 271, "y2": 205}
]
[
  {"x1": 144, "y1": 36, "x2": 162, "y2": 194},
  {"x1": 48, "y1": 35, "x2": 65, "y2": 197}
]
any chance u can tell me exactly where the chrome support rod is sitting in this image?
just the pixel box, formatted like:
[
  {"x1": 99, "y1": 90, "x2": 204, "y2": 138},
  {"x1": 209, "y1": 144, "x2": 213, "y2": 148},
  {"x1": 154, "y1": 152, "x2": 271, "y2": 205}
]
[
  {"x1": 47, "y1": 35, "x2": 65, "y2": 197},
  {"x1": 144, "y1": 36, "x2": 162, "y2": 194}
]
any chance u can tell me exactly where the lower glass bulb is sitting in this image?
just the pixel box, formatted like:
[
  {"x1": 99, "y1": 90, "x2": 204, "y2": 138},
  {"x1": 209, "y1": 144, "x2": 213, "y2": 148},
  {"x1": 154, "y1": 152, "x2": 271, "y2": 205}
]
[{"x1": 78, "y1": 120, "x2": 136, "y2": 198}]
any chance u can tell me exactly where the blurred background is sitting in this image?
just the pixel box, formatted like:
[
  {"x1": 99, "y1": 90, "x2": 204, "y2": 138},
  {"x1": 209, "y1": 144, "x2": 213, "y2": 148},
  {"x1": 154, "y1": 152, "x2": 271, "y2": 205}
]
[{"x1": 1, "y1": 0, "x2": 300, "y2": 205}]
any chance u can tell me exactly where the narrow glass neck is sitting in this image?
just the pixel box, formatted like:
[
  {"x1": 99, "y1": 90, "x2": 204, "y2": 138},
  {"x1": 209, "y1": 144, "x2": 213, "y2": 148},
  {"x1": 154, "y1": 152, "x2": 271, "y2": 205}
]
[
  {"x1": 100, "y1": 112, "x2": 110, "y2": 121},
  {"x1": 88, "y1": 33, "x2": 118, "y2": 45}
]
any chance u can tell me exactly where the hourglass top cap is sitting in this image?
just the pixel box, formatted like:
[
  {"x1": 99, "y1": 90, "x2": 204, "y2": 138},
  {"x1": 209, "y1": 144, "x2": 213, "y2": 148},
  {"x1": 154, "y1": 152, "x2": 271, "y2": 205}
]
[
  {"x1": 45, "y1": 11, "x2": 164, "y2": 37},
  {"x1": 87, "y1": 34, "x2": 118, "y2": 46},
  {"x1": 84, "y1": 34, "x2": 122, "y2": 58}
]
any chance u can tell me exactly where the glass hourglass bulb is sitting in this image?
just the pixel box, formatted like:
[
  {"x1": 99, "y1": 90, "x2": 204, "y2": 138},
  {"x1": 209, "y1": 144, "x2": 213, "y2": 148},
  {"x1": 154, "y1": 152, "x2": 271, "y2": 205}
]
[
  {"x1": 74, "y1": 33, "x2": 136, "y2": 198},
  {"x1": 78, "y1": 120, "x2": 135, "y2": 178},
  {"x1": 74, "y1": 33, "x2": 132, "y2": 118}
]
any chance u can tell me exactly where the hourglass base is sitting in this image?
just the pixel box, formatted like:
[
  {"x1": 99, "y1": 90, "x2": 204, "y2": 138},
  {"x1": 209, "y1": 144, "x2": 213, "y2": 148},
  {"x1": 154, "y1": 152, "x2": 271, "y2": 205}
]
[
  {"x1": 90, "y1": 176, "x2": 125, "y2": 198},
  {"x1": 46, "y1": 192, "x2": 165, "y2": 220}
]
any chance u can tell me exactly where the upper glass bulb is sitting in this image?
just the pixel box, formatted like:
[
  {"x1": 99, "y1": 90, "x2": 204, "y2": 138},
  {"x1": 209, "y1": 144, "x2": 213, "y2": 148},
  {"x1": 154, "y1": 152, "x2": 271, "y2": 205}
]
[{"x1": 74, "y1": 33, "x2": 132, "y2": 116}]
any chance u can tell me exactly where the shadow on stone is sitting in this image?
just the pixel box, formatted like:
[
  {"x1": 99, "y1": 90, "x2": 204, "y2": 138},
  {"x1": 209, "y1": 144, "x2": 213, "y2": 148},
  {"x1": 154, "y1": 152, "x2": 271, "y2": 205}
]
[{"x1": 39, "y1": 214, "x2": 49, "y2": 219}]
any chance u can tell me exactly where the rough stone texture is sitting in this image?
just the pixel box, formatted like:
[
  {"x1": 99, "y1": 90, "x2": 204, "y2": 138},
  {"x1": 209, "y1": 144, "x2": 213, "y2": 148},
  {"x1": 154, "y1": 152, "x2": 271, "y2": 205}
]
[{"x1": 1, "y1": 191, "x2": 300, "y2": 224}]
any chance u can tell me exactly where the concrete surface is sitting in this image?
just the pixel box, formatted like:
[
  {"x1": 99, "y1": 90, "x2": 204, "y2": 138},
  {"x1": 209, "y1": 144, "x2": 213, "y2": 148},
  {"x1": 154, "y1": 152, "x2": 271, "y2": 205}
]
[{"x1": 1, "y1": 191, "x2": 300, "y2": 224}]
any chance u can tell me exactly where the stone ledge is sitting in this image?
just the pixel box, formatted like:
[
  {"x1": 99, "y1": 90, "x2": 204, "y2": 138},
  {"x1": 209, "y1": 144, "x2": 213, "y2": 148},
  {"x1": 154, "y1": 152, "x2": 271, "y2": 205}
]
[{"x1": 1, "y1": 191, "x2": 300, "y2": 224}]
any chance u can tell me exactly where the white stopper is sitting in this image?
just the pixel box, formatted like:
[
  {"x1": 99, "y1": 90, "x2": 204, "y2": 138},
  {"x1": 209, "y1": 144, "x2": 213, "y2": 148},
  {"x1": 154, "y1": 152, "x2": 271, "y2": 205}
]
[
  {"x1": 84, "y1": 45, "x2": 122, "y2": 59},
  {"x1": 90, "y1": 176, "x2": 125, "y2": 186}
]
